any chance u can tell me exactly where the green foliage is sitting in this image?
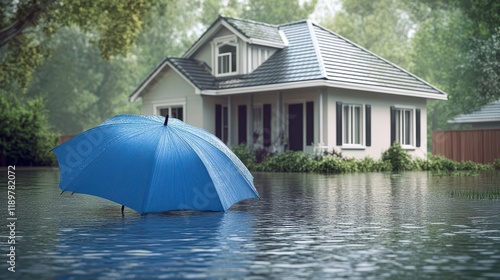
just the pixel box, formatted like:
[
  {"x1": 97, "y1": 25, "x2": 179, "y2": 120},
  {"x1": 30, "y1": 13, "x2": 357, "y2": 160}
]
[
  {"x1": 0, "y1": 94, "x2": 58, "y2": 166},
  {"x1": 382, "y1": 142, "x2": 412, "y2": 172},
  {"x1": 232, "y1": 144, "x2": 256, "y2": 169},
  {"x1": 232, "y1": 145, "x2": 491, "y2": 176},
  {"x1": 449, "y1": 189, "x2": 500, "y2": 200},
  {"x1": 241, "y1": 0, "x2": 318, "y2": 24},
  {"x1": 26, "y1": 27, "x2": 140, "y2": 135},
  {"x1": 494, "y1": 159, "x2": 500, "y2": 170},
  {"x1": 432, "y1": 170, "x2": 480, "y2": 177},
  {"x1": 256, "y1": 151, "x2": 316, "y2": 172},
  {"x1": 320, "y1": 0, "x2": 412, "y2": 68},
  {"x1": 1, "y1": 0, "x2": 152, "y2": 90},
  {"x1": 417, "y1": 155, "x2": 493, "y2": 172}
]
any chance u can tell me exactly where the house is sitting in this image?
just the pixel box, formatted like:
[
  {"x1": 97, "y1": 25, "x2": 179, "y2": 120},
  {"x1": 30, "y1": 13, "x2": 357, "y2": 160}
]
[
  {"x1": 130, "y1": 16, "x2": 447, "y2": 159},
  {"x1": 448, "y1": 99, "x2": 500, "y2": 129}
]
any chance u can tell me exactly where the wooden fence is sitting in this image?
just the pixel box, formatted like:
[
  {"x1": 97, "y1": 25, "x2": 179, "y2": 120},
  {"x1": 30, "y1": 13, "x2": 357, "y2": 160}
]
[{"x1": 432, "y1": 129, "x2": 500, "y2": 164}]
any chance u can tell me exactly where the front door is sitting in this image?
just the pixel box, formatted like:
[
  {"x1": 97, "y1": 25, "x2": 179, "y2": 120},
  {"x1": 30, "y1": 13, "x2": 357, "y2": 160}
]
[{"x1": 288, "y1": 104, "x2": 303, "y2": 151}]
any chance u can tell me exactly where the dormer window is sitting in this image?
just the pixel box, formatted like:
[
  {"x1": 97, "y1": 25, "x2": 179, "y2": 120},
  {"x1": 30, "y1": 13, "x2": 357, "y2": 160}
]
[
  {"x1": 213, "y1": 36, "x2": 238, "y2": 77},
  {"x1": 218, "y1": 44, "x2": 237, "y2": 74}
]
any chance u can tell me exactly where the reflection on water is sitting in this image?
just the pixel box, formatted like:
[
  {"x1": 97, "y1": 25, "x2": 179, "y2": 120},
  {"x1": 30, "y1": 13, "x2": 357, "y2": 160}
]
[{"x1": 1, "y1": 168, "x2": 499, "y2": 279}]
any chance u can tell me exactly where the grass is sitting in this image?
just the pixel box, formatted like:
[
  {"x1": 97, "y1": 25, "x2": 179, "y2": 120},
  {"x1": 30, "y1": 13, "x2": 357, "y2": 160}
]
[
  {"x1": 449, "y1": 189, "x2": 500, "y2": 200},
  {"x1": 431, "y1": 170, "x2": 480, "y2": 177}
]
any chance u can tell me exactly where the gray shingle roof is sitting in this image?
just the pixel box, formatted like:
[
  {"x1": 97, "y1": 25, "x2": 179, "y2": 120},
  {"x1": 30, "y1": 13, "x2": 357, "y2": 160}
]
[
  {"x1": 224, "y1": 17, "x2": 283, "y2": 44},
  {"x1": 131, "y1": 17, "x2": 447, "y2": 100},
  {"x1": 167, "y1": 58, "x2": 217, "y2": 90},
  {"x1": 313, "y1": 25, "x2": 443, "y2": 95},
  {"x1": 217, "y1": 21, "x2": 323, "y2": 89},
  {"x1": 448, "y1": 100, "x2": 500, "y2": 123}
]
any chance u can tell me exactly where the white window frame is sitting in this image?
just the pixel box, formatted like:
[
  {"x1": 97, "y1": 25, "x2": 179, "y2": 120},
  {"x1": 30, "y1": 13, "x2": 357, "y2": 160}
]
[
  {"x1": 394, "y1": 106, "x2": 415, "y2": 148},
  {"x1": 213, "y1": 35, "x2": 238, "y2": 77},
  {"x1": 155, "y1": 102, "x2": 185, "y2": 121},
  {"x1": 342, "y1": 104, "x2": 364, "y2": 148}
]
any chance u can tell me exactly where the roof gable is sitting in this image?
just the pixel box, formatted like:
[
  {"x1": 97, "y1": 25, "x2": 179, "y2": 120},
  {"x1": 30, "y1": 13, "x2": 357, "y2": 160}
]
[
  {"x1": 448, "y1": 100, "x2": 500, "y2": 123},
  {"x1": 184, "y1": 16, "x2": 285, "y2": 58}
]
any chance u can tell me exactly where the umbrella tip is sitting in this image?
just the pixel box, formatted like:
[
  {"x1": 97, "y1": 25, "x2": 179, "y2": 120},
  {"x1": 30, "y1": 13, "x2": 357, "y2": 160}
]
[{"x1": 164, "y1": 115, "x2": 169, "y2": 126}]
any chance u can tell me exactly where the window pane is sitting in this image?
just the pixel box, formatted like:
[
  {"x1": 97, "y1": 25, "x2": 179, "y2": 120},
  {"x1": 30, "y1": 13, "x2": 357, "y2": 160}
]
[
  {"x1": 159, "y1": 108, "x2": 169, "y2": 117},
  {"x1": 171, "y1": 107, "x2": 183, "y2": 121},
  {"x1": 218, "y1": 45, "x2": 236, "y2": 73},
  {"x1": 404, "y1": 110, "x2": 411, "y2": 145}
]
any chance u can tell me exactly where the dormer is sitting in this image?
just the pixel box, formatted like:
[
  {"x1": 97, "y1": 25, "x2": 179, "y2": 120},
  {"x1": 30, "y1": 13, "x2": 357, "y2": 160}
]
[
  {"x1": 184, "y1": 16, "x2": 287, "y2": 77},
  {"x1": 212, "y1": 35, "x2": 239, "y2": 77}
]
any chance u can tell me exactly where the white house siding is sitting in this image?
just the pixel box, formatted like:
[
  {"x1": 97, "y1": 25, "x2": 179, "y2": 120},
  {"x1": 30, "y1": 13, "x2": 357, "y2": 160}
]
[
  {"x1": 139, "y1": 68, "x2": 203, "y2": 127},
  {"x1": 326, "y1": 87, "x2": 427, "y2": 160}
]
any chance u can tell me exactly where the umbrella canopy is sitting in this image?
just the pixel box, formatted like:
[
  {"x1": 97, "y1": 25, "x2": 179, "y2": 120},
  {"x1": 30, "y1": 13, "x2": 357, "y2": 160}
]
[{"x1": 53, "y1": 115, "x2": 259, "y2": 214}]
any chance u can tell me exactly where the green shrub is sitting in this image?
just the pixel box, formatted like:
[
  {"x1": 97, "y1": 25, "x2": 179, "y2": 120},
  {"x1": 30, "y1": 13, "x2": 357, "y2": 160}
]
[
  {"x1": 232, "y1": 144, "x2": 256, "y2": 169},
  {"x1": 423, "y1": 155, "x2": 493, "y2": 172},
  {"x1": 256, "y1": 151, "x2": 315, "y2": 172},
  {"x1": 314, "y1": 156, "x2": 354, "y2": 173},
  {"x1": 494, "y1": 158, "x2": 500, "y2": 170},
  {"x1": 0, "y1": 95, "x2": 58, "y2": 166},
  {"x1": 382, "y1": 142, "x2": 412, "y2": 172}
]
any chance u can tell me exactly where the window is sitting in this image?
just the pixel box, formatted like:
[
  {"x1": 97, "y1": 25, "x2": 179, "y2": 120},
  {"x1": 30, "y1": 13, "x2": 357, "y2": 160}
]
[
  {"x1": 217, "y1": 44, "x2": 237, "y2": 75},
  {"x1": 342, "y1": 104, "x2": 363, "y2": 145},
  {"x1": 395, "y1": 108, "x2": 413, "y2": 146},
  {"x1": 214, "y1": 36, "x2": 238, "y2": 76},
  {"x1": 337, "y1": 102, "x2": 371, "y2": 147},
  {"x1": 159, "y1": 106, "x2": 183, "y2": 121},
  {"x1": 390, "y1": 106, "x2": 420, "y2": 148}
]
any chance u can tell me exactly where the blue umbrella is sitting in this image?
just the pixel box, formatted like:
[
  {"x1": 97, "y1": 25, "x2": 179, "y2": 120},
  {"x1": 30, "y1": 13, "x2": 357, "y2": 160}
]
[{"x1": 53, "y1": 114, "x2": 259, "y2": 214}]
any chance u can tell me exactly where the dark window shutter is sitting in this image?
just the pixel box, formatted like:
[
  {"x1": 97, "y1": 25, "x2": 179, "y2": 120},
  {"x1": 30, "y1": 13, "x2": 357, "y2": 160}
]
[
  {"x1": 415, "y1": 109, "x2": 421, "y2": 147},
  {"x1": 215, "y1": 104, "x2": 222, "y2": 140},
  {"x1": 263, "y1": 104, "x2": 272, "y2": 147},
  {"x1": 390, "y1": 106, "x2": 396, "y2": 145},
  {"x1": 336, "y1": 102, "x2": 342, "y2": 146},
  {"x1": 365, "y1": 105, "x2": 371, "y2": 147},
  {"x1": 238, "y1": 105, "x2": 247, "y2": 145},
  {"x1": 306, "y1": 102, "x2": 314, "y2": 145}
]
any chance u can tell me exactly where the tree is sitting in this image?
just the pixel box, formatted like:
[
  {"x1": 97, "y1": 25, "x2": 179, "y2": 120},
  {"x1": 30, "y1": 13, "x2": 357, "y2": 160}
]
[
  {"x1": 0, "y1": 0, "x2": 152, "y2": 91},
  {"x1": 319, "y1": 0, "x2": 412, "y2": 68},
  {"x1": 0, "y1": 93, "x2": 58, "y2": 166},
  {"x1": 26, "y1": 27, "x2": 140, "y2": 135},
  {"x1": 241, "y1": 0, "x2": 318, "y2": 24}
]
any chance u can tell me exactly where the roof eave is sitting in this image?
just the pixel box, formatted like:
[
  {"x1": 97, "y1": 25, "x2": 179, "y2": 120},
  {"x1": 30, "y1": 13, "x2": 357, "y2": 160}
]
[
  {"x1": 448, "y1": 118, "x2": 500, "y2": 124},
  {"x1": 129, "y1": 59, "x2": 201, "y2": 102},
  {"x1": 200, "y1": 79, "x2": 448, "y2": 100}
]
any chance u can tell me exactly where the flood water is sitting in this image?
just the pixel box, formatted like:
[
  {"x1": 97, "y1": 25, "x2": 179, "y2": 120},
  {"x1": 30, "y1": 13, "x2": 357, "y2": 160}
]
[{"x1": 1, "y1": 167, "x2": 500, "y2": 279}]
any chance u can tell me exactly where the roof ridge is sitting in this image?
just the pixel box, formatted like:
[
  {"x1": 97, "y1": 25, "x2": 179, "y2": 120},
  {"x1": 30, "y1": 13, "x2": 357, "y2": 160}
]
[
  {"x1": 277, "y1": 19, "x2": 309, "y2": 28},
  {"x1": 306, "y1": 20, "x2": 327, "y2": 79},
  {"x1": 221, "y1": 15, "x2": 279, "y2": 28},
  {"x1": 311, "y1": 22, "x2": 448, "y2": 97}
]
